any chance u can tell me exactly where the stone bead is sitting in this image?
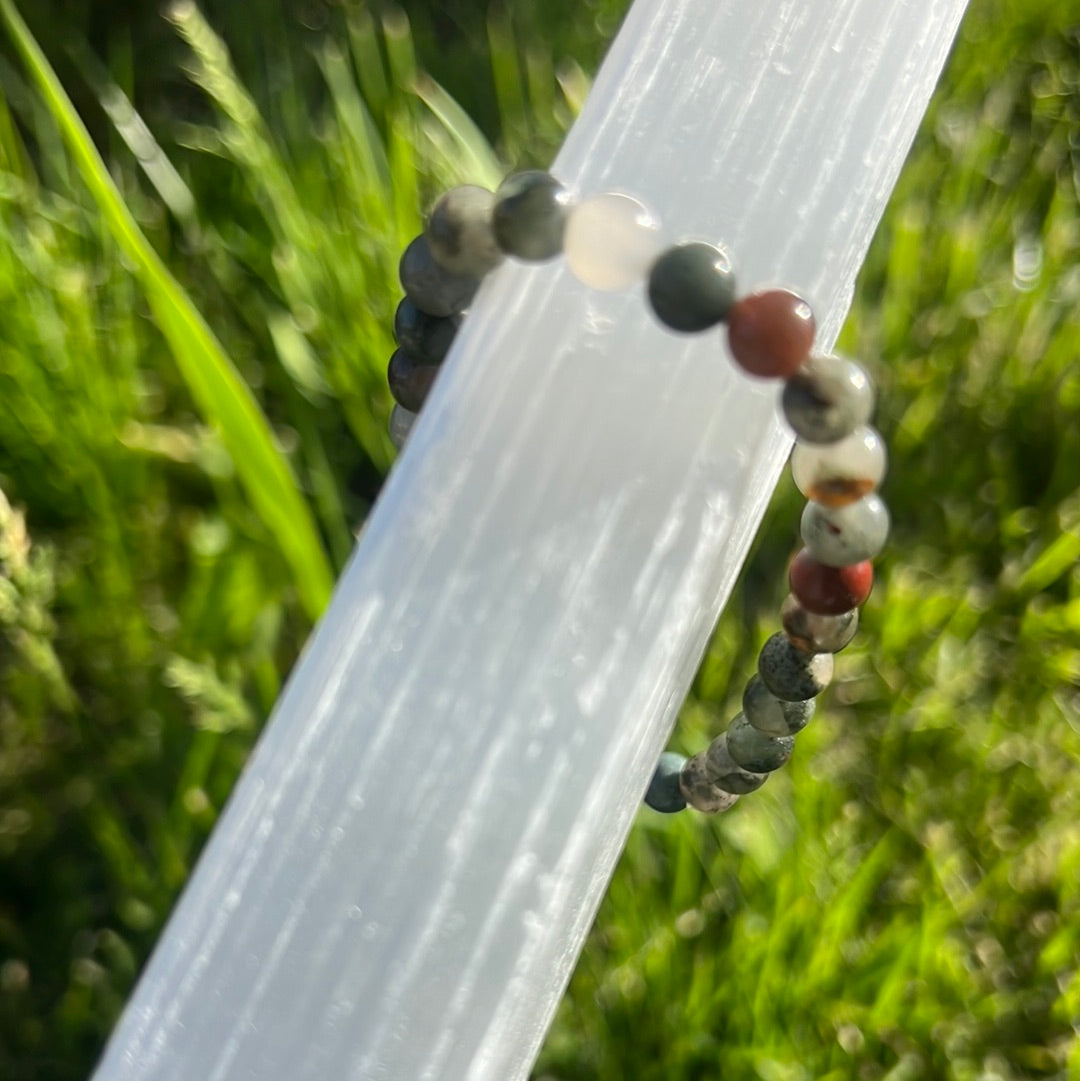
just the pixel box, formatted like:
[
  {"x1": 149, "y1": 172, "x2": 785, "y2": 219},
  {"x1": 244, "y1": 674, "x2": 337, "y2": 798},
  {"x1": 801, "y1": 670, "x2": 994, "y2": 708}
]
[
  {"x1": 426, "y1": 185, "x2": 504, "y2": 277},
  {"x1": 492, "y1": 171, "x2": 573, "y2": 261},
  {"x1": 791, "y1": 425, "x2": 887, "y2": 507},
  {"x1": 703, "y1": 735, "x2": 767, "y2": 794},
  {"x1": 742, "y1": 674, "x2": 815, "y2": 736},
  {"x1": 387, "y1": 349, "x2": 439, "y2": 413},
  {"x1": 725, "y1": 713, "x2": 795, "y2": 773},
  {"x1": 801, "y1": 494, "x2": 890, "y2": 567},
  {"x1": 757, "y1": 632, "x2": 834, "y2": 701},
  {"x1": 564, "y1": 192, "x2": 663, "y2": 292},
  {"x1": 644, "y1": 751, "x2": 688, "y2": 813},
  {"x1": 782, "y1": 354, "x2": 875, "y2": 444},
  {"x1": 388, "y1": 404, "x2": 416, "y2": 450},
  {"x1": 393, "y1": 299, "x2": 460, "y2": 364},
  {"x1": 647, "y1": 241, "x2": 736, "y2": 332},
  {"x1": 789, "y1": 550, "x2": 873, "y2": 615},
  {"x1": 727, "y1": 289, "x2": 816, "y2": 379},
  {"x1": 399, "y1": 235, "x2": 480, "y2": 317},
  {"x1": 678, "y1": 753, "x2": 740, "y2": 814},
  {"x1": 781, "y1": 594, "x2": 859, "y2": 654}
]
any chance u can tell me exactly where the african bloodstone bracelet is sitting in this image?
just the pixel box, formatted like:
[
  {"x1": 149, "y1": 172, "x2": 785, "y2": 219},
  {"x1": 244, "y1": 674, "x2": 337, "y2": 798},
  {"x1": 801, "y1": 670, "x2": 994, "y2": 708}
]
[{"x1": 386, "y1": 170, "x2": 890, "y2": 816}]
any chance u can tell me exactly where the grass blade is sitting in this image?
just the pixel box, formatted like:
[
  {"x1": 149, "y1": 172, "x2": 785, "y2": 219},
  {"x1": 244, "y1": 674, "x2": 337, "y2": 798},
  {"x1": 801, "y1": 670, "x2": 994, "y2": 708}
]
[{"x1": 0, "y1": 0, "x2": 333, "y2": 620}]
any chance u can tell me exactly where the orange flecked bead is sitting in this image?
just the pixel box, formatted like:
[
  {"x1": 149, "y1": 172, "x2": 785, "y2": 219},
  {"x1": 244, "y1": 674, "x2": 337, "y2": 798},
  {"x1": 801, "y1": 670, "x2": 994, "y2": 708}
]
[{"x1": 727, "y1": 289, "x2": 816, "y2": 379}]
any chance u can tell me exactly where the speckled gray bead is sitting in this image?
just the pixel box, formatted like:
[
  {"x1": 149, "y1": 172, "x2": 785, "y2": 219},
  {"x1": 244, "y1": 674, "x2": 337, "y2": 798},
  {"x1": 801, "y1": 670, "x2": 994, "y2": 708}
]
[
  {"x1": 781, "y1": 594, "x2": 859, "y2": 654},
  {"x1": 782, "y1": 354, "x2": 875, "y2": 445},
  {"x1": 399, "y1": 234, "x2": 480, "y2": 317},
  {"x1": 742, "y1": 674, "x2": 815, "y2": 736},
  {"x1": 647, "y1": 241, "x2": 736, "y2": 333},
  {"x1": 426, "y1": 185, "x2": 504, "y2": 277},
  {"x1": 387, "y1": 349, "x2": 439, "y2": 413},
  {"x1": 725, "y1": 714, "x2": 795, "y2": 773},
  {"x1": 388, "y1": 404, "x2": 416, "y2": 450},
  {"x1": 758, "y1": 632, "x2": 834, "y2": 701},
  {"x1": 801, "y1": 493, "x2": 890, "y2": 567},
  {"x1": 492, "y1": 171, "x2": 572, "y2": 261},
  {"x1": 704, "y1": 736, "x2": 767, "y2": 793},
  {"x1": 678, "y1": 753, "x2": 740, "y2": 814},
  {"x1": 644, "y1": 751, "x2": 688, "y2": 813},
  {"x1": 393, "y1": 299, "x2": 460, "y2": 364}
]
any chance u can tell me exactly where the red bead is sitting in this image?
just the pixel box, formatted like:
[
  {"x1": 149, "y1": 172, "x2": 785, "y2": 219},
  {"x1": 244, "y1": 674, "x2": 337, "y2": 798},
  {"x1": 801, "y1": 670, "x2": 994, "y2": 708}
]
[
  {"x1": 727, "y1": 289, "x2": 816, "y2": 379},
  {"x1": 788, "y1": 549, "x2": 873, "y2": 614}
]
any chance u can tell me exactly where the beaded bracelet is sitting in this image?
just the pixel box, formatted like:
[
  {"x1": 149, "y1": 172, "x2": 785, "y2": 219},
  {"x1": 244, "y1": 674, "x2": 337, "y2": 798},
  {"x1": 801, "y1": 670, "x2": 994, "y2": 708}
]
[{"x1": 386, "y1": 171, "x2": 889, "y2": 816}]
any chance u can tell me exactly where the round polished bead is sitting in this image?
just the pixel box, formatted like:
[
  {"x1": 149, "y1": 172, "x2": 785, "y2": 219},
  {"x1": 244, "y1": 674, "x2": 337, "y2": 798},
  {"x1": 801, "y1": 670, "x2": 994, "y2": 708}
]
[
  {"x1": 426, "y1": 185, "x2": 504, "y2": 277},
  {"x1": 727, "y1": 289, "x2": 816, "y2": 379},
  {"x1": 388, "y1": 404, "x2": 416, "y2": 450},
  {"x1": 387, "y1": 349, "x2": 439, "y2": 413},
  {"x1": 492, "y1": 171, "x2": 572, "y2": 261},
  {"x1": 757, "y1": 632, "x2": 834, "y2": 701},
  {"x1": 679, "y1": 753, "x2": 740, "y2": 814},
  {"x1": 393, "y1": 299, "x2": 460, "y2": 364},
  {"x1": 644, "y1": 751, "x2": 688, "y2": 813},
  {"x1": 791, "y1": 426, "x2": 887, "y2": 507},
  {"x1": 782, "y1": 354, "x2": 875, "y2": 444},
  {"x1": 564, "y1": 192, "x2": 663, "y2": 292},
  {"x1": 647, "y1": 241, "x2": 736, "y2": 332},
  {"x1": 725, "y1": 714, "x2": 795, "y2": 773},
  {"x1": 801, "y1": 493, "x2": 890, "y2": 567},
  {"x1": 789, "y1": 550, "x2": 873, "y2": 615},
  {"x1": 742, "y1": 674, "x2": 815, "y2": 736},
  {"x1": 781, "y1": 594, "x2": 859, "y2": 653},
  {"x1": 704, "y1": 735, "x2": 767, "y2": 794},
  {"x1": 399, "y1": 234, "x2": 480, "y2": 317}
]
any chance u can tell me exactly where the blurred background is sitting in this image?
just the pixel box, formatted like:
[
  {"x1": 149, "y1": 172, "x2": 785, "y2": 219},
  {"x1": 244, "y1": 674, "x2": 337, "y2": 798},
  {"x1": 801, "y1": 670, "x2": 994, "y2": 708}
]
[{"x1": 0, "y1": 0, "x2": 1077, "y2": 1078}]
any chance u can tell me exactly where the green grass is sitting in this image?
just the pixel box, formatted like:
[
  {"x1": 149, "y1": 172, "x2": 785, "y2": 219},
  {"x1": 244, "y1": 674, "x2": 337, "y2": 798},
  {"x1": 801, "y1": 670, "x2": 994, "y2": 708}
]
[{"x1": 1, "y1": 1, "x2": 1078, "y2": 1079}]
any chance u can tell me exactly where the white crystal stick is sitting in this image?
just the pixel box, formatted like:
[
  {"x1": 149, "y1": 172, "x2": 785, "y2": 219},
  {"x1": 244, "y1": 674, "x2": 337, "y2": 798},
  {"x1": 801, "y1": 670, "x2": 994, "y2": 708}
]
[{"x1": 91, "y1": 1, "x2": 968, "y2": 1080}]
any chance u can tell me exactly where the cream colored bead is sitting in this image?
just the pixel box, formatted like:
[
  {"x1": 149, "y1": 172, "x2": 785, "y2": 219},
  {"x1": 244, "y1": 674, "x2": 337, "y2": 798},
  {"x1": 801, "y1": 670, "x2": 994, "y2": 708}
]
[
  {"x1": 791, "y1": 426, "x2": 887, "y2": 507},
  {"x1": 563, "y1": 192, "x2": 662, "y2": 291}
]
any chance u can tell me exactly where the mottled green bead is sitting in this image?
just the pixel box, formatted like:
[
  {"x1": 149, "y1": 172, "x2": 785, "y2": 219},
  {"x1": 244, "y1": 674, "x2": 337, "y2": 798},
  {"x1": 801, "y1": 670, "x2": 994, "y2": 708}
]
[
  {"x1": 742, "y1": 675, "x2": 815, "y2": 736},
  {"x1": 801, "y1": 493, "x2": 890, "y2": 567},
  {"x1": 758, "y1": 632, "x2": 834, "y2": 702},
  {"x1": 679, "y1": 754, "x2": 740, "y2": 813},
  {"x1": 782, "y1": 354, "x2": 874, "y2": 445},
  {"x1": 426, "y1": 185, "x2": 504, "y2": 277},
  {"x1": 704, "y1": 735, "x2": 767, "y2": 794},
  {"x1": 492, "y1": 171, "x2": 572, "y2": 261},
  {"x1": 725, "y1": 714, "x2": 795, "y2": 774},
  {"x1": 393, "y1": 299, "x2": 460, "y2": 364},
  {"x1": 399, "y1": 235, "x2": 480, "y2": 317},
  {"x1": 647, "y1": 241, "x2": 736, "y2": 333},
  {"x1": 644, "y1": 752, "x2": 688, "y2": 813}
]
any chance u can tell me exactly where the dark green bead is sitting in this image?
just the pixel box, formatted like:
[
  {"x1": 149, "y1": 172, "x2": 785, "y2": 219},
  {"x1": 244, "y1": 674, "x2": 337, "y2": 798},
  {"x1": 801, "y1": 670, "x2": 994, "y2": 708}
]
[
  {"x1": 644, "y1": 752, "x2": 687, "y2": 813},
  {"x1": 399, "y1": 235, "x2": 479, "y2": 317},
  {"x1": 704, "y1": 736, "x2": 767, "y2": 794},
  {"x1": 742, "y1": 675, "x2": 815, "y2": 736},
  {"x1": 387, "y1": 349, "x2": 439, "y2": 413},
  {"x1": 393, "y1": 299, "x2": 460, "y2": 364},
  {"x1": 492, "y1": 171, "x2": 572, "y2": 261},
  {"x1": 647, "y1": 241, "x2": 736, "y2": 332},
  {"x1": 725, "y1": 714, "x2": 794, "y2": 774}
]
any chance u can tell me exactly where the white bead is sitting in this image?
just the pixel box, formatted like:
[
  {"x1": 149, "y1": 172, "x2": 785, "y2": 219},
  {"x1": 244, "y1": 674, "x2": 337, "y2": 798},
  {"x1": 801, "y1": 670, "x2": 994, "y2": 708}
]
[
  {"x1": 791, "y1": 425, "x2": 887, "y2": 507},
  {"x1": 563, "y1": 192, "x2": 662, "y2": 291},
  {"x1": 389, "y1": 405, "x2": 417, "y2": 450}
]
